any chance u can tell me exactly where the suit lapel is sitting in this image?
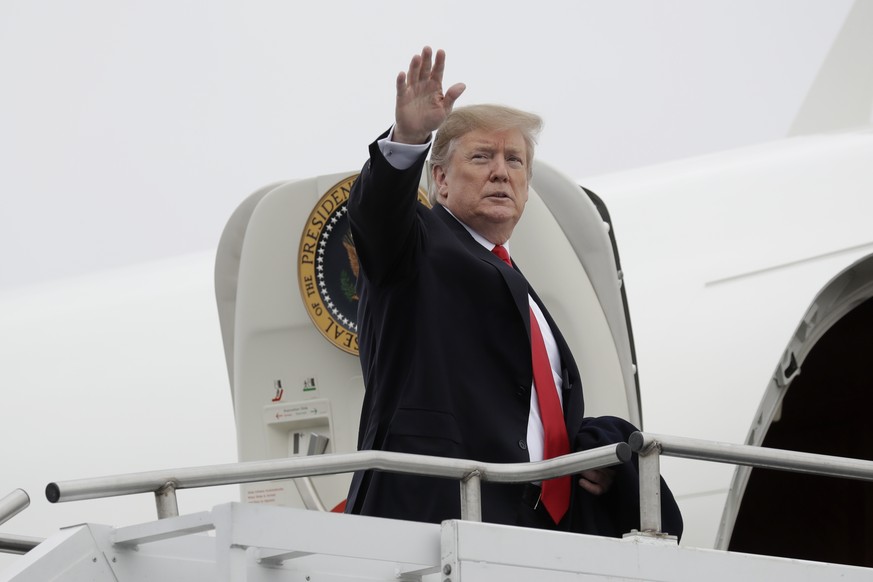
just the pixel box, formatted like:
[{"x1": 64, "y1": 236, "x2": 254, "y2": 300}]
[{"x1": 433, "y1": 205, "x2": 531, "y2": 332}]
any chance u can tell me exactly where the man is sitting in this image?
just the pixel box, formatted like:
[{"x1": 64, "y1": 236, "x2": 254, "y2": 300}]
[{"x1": 346, "y1": 47, "x2": 682, "y2": 536}]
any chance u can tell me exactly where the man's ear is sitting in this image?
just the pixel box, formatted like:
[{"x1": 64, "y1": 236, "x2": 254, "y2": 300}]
[{"x1": 431, "y1": 164, "x2": 448, "y2": 199}]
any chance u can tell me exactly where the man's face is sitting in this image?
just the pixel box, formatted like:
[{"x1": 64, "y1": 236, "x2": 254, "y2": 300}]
[{"x1": 433, "y1": 128, "x2": 530, "y2": 244}]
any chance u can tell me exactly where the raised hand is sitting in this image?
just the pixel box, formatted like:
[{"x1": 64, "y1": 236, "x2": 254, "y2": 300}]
[{"x1": 393, "y1": 46, "x2": 466, "y2": 144}]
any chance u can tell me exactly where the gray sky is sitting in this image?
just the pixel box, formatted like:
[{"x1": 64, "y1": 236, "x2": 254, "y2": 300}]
[{"x1": 0, "y1": 0, "x2": 857, "y2": 290}]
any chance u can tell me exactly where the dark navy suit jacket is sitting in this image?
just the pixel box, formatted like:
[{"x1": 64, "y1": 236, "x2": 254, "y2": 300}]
[{"x1": 346, "y1": 131, "x2": 682, "y2": 537}]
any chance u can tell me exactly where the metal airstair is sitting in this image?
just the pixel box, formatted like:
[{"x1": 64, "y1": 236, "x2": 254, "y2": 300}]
[{"x1": 3, "y1": 433, "x2": 872, "y2": 581}]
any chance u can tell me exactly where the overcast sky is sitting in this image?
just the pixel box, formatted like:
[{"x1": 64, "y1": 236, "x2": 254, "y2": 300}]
[{"x1": 0, "y1": 0, "x2": 858, "y2": 291}]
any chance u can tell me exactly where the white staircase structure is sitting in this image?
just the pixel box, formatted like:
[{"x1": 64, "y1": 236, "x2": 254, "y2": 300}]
[
  {"x1": 3, "y1": 498, "x2": 872, "y2": 581},
  {"x1": 5, "y1": 430, "x2": 873, "y2": 581}
]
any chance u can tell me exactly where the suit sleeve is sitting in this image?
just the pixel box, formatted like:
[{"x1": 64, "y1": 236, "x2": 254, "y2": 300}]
[
  {"x1": 571, "y1": 416, "x2": 685, "y2": 539},
  {"x1": 347, "y1": 130, "x2": 431, "y2": 287}
]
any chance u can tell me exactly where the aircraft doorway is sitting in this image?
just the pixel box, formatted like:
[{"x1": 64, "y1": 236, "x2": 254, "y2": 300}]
[{"x1": 728, "y1": 296, "x2": 873, "y2": 567}]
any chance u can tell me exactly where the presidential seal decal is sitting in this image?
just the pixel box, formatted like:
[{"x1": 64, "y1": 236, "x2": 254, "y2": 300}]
[{"x1": 298, "y1": 175, "x2": 429, "y2": 355}]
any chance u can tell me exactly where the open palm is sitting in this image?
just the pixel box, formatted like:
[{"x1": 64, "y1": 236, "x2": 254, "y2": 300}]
[{"x1": 394, "y1": 47, "x2": 466, "y2": 144}]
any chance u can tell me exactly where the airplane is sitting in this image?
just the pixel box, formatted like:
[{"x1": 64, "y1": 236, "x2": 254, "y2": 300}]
[
  {"x1": 1, "y1": 0, "x2": 871, "y2": 578},
  {"x1": 209, "y1": 0, "x2": 873, "y2": 560}
]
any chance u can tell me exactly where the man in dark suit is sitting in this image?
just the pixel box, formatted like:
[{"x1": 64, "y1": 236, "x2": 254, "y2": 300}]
[{"x1": 346, "y1": 47, "x2": 681, "y2": 537}]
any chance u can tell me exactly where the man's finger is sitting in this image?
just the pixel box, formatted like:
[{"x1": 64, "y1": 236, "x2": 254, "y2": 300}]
[
  {"x1": 579, "y1": 477, "x2": 605, "y2": 495},
  {"x1": 407, "y1": 53, "x2": 422, "y2": 87},
  {"x1": 578, "y1": 468, "x2": 615, "y2": 496},
  {"x1": 444, "y1": 82, "x2": 466, "y2": 112},
  {"x1": 396, "y1": 71, "x2": 407, "y2": 96},
  {"x1": 419, "y1": 46, "x2": 433, "y2": 81},
  {"x1": 432, "y1": 48, "x2": 446, "y2": 85}
]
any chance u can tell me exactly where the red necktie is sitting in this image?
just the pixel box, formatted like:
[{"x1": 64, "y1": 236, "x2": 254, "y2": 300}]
[{"x1": 492, "y1": 245, "x2": 571, "y2": 524}]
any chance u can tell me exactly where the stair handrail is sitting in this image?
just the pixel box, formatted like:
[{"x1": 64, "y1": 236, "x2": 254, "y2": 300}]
[
  {"x1": 47, "y1": 443, "x2": 631, "y2": 521},
  {"x1": 0, "y1": 489, "x2": 30, "y2": 529},
  {"x1": 629, "y1": 431, "x2": 873, "y2": 536},
  {"x1": 0, "y1": 489, "x2": 42, "y2": 555}
]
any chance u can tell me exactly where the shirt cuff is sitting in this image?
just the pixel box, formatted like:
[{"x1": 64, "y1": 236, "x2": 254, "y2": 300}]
[{"x1": 377, "y1": 126, "x2": 431, "y2": 170}]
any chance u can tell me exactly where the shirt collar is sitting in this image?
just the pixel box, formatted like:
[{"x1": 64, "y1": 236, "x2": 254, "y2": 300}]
[{"x1": 441, "y1": 205, "x2": 511, "y2": 256}]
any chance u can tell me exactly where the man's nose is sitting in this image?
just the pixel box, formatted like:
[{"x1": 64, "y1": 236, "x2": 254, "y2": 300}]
[{"x1": 490, "y1": 157, "x2": 509, "y2": 181}]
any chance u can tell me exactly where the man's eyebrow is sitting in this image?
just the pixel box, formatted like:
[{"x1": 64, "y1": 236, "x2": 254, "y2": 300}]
[{"x1": 466, "y1": 141, "x2": 523, "y2": 153}]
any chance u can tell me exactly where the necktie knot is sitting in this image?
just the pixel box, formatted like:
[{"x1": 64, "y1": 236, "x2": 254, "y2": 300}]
[{"x1": 492, "y1": 245, "x2": 512, "y2": 266}]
